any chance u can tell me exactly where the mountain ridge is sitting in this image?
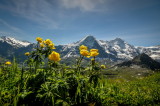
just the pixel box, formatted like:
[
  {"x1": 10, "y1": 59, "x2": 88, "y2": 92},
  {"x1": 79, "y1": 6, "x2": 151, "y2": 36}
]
[
  {"x1": 0, "y1": 35, "x2": 160, "y2": 62},
  {"x1": 0, "y1": 36, "x2": 31, "y2": 48}
]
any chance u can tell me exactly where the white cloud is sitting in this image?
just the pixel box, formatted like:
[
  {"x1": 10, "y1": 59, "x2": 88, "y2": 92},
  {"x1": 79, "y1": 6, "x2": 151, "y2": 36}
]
[
  {"x1": 0, "y1": 0, "x2": 157, "y2": 30},
  {"x1": 0, "y1": 0, "x2": 61, "y2": 29},
  {"x1": 59, "y1": 0, "x2": 159, "y2": 13},
  {"x1": 1, "y1": 0, "x2": 105, "y2": 30},
  {"x1": 59, "y1": 0, "x2": 106, "y2": 12}
]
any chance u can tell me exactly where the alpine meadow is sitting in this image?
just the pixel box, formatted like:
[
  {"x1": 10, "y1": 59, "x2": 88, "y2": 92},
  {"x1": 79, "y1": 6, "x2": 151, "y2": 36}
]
[
  {"x1": 0, "y1": 0, "x2": 160, "y2": 105},
  {"x1": 0, "y1": 37, "x2": 160, "y2": 106}
]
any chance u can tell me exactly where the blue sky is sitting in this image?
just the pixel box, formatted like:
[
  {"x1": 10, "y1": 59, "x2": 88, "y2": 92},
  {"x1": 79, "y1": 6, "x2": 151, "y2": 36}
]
[{"x1": 0, "y1": 0, "x2": 160, "y2": 46}]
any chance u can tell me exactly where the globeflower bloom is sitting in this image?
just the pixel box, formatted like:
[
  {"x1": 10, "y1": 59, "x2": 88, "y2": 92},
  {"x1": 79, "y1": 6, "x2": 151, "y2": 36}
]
[
  {"x1": 80, "y1": 49, "x2": 90, "y2": 56},
  {"x1": 101, "y1": 65, "x2": 106, "y2": 69},
  {"x1": 25, "y1": 52, "x2": 30, "y2": 56},
  {"x1": 79, "y1": 45, "x2": 88, "y2": 50},
  {"x1": 90, "y1": 50, "x2": 99, "y2": 57},
  {"x1": 5, "y1": 61, "x2": 11, "y2": 65},
  {"x1": 40, "y1": 43, "x2": 45, "y2": 48},
  {"x1": 36, "y1": 37, "x2": 43, "y2": 43},
  {"x1": 48, "y1": 51, "x2": 61, "y2": 62},
  {"x1": 44, "y1": 39, "x2": 52, "y2": 45},
  {"x1": 50, "y1": 46, "x2": 56, "y2": 49},
  {"x1": 90, "y1": 49, "x2": 98, "y2": 52},
  {"x1": 49, "y1": 43, "x2": 56, "y2": 49}
]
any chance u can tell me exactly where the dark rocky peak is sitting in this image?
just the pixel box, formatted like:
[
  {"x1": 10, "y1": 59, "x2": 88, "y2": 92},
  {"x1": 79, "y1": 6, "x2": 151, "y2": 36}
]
[
  {"x1": 78, "y1": 35, "x2": 98, "y2": 47},
  {"x1": 132, "y1": 53, "x2": 152, "y2": 62},
  {"x1": 111, "y1": 38, "x2": 125, "y2": 43}
]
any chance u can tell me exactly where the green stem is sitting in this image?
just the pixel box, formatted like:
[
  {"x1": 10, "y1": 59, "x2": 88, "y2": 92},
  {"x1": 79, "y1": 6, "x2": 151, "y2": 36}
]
[
  {"x1": 35, "y1": 62, "x2": 37, "y2": 74},
  {"x1": 90, "y1": 56, "x2": 96, "y2": 75},
  {"x1": 93, "y1": 56, "x2": 96, "y2": 65},
  {"x1": 29, "y1": 64, "x2": 32, "y2": 73},
  {"x1": 77, "y1": 55, "x2": 84, "y2": 74},
  {"x1": 35, "y1": 61, "x2": 39, "y2": 74},
  {"x1": 20, "y1": 65, "x2": 24, "y2": 91}
]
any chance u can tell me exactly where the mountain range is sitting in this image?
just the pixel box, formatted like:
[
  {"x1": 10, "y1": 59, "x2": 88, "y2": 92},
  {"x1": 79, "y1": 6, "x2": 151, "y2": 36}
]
[
  {"x1": 117, "y1": 53, "x2": 160, "y2": 70},
  {"x1": 0, "y1": 35, "x2": 160, "y2": 62}
]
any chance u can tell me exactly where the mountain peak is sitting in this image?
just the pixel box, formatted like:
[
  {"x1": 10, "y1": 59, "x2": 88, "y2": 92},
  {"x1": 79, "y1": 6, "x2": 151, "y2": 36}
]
[
  {"x1": 77, "y1": 35, "x2": 97, "y2": 47},
  {"x1": 114, "y1": 38, "x2": 125, "y2": 42},
  {"x1": 0, "y1": 36, "x2": 31, "y2": 48},
  {"x1": 110, "y1": 38, "x2": 125, "y2": 45},
  {"x1": 83, "y1": 35, "x2": 95, "y2": 40},
  {"x1": 133, "y1": 53, "x2": 152, "y2": 62}
]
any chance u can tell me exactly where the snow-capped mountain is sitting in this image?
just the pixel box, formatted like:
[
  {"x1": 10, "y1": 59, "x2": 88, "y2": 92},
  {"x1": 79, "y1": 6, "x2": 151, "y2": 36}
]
[
  {"x1": 0, "y1": 35, "x2": 160, "y2": 62},
  {"x1": 0, "y1": 36, "x2": 31, "y2": 48},
  {"x1": 0, "y1": 36, "x2": 34, "y2": 61},
  {"x1": 55, "y1": 35, "x2": 160, "y2": 62},
  {"x1": 136, "y1": 46, "x2": 160, "y2": 62},
  {"x1": 59, "y1": 35, "x2": 140, "y2": 61},
  {"x1": 102, "y1": 38, "x2": 139, "y2": 60},
  {"x1": 58, "y1": 36, "x2": 114, "y2": 59}
]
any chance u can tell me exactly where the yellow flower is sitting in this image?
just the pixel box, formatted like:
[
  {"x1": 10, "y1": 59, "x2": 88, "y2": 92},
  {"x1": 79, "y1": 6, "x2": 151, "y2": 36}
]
[
  {"x1": 49, "y1": 43, "x2": 54, "y2": 47},
  {"x1": 25, "y1": 52, "x2": 30, "y2": 56},
  {"x1": 90, "y1": 51, "x2": 99, "y2": 57},
  {"x1": 49, "y1": 43, "x2": 56, "y2": 49},
  {"x1": 90, "y1": 49, "x2": 99, "y2": 56},
  {"x1": 90, "y1": 49, "x2": 98, "y2": 52},
  {"x1": 40, "y1": 43, "x2": 45, "y2": 48},
  {"x1": 50, "y1": 46, "x2": 56, "y2": 49},
  {"x1": 44, "y1": 39, "x2": 52, "y2": 45},
  {"x1": 101, "y1": 65, "x2": 106, "y2": 69},
  {"x1": 79, "y1": 45, "x2": 88, "y2": 50},
  {"x1": 36, "y1": 37, "x2": 43, "y2": 43},
  {"x1": 48, "y1": 51, "x2": 61, "y2": 61},
  {"x1": 80, "y1": 49, "x2": 90, "y2": 56},
  {"x1": 5, "y1": 61, "x2": 11, "y2": 65}
]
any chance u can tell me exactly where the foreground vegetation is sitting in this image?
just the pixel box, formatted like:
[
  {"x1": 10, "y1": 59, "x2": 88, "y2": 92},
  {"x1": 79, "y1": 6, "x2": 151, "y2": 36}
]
[{"x1": 0, "y1": 37, "x2": 160, "y2": 106}]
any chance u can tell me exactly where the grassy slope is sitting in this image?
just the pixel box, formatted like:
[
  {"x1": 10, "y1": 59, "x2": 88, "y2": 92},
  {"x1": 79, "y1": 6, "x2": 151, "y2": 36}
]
[
  {"x1": 0, "y1": 64, "x2": 160, "y2": 105},
  {"x1": 109, "y1": 73, "x2": 160, "y2": 105},
  {"x1": 103, "y1": 67, "x2": 155, "y2": 80}
]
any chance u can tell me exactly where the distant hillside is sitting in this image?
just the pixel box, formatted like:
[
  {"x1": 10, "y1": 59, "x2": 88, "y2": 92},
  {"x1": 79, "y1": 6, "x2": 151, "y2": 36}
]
[{"x1": 117, "y1": 53, "x2": 160, "y2": 70}]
